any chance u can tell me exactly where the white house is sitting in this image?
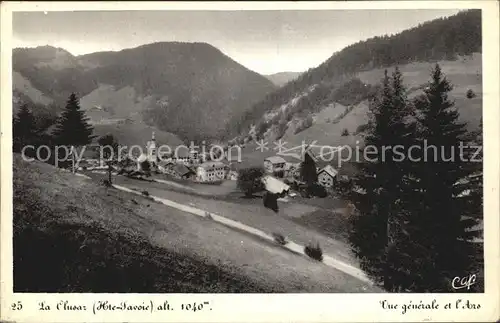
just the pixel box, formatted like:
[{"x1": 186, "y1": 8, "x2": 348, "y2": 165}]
[
  {"x1": 263, "y1": 156, "x2": 287, "y2": 174},
  {"x1": 317, "y1": 165, "x2": 338, "y2": 188},
  {"x1": 195, "y1": 161, "x2": 227, "y2": 182},
  {"x1": 171, "y1": 148, "x2": 191, "y2": 166},
  {"x1": 189, "y1": 148, "x2": 199, "y2": 164}
]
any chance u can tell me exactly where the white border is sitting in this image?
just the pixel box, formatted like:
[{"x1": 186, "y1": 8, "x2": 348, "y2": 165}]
[{"x1": 1, "y1": 2, "x2": 499, "y2": 322}]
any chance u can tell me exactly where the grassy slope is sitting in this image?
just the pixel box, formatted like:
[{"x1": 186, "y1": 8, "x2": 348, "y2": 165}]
[
  {"x1": 13, "y1": 154, "x2": 379, "y2": 292},
  {"x1": 241, "y1": 55, "x2": 482, "y2": 169},
  {"x1": 106, "y1": 175, "x2": 360, "y2": 267},
  {"x1": 92, "y1": 120, "x2": 184, "y2": 147},
  {"x1": 13, "y1": 71, "x2": 53, "y2": 106}
]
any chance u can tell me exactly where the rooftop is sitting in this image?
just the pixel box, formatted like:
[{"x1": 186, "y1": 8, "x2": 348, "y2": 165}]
[
  {"x1": 264, "y1": 156, "x2": 287, "y2": 164},
  {"x1": 318, "y1": 165, "x2": 338, "y2": 178},
  {"x1": 173, "y1": 164, "x2": 194, "y2": 176},
  {"x1": 261, "y1": 175, "x2": 290, "y2": 194},
  {"x1": 198, "y1": 161, "x2": 226, "y2": 169}
]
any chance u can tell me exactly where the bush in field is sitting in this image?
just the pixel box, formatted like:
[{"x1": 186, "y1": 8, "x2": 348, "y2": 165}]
[
  {"x1": 272, "y1": 232, "x2": 287, "y2": 245},
  {"x1": 263, "y1": 192, "x2": 279, "y2": 213},
  {"x1": 140, "y1": 160, "x2": 151, "y2": 176},
  {"x1": 237, "y1": 167, "x2": 265, "y2": 197},
  {"x1": 141, "y1": 190, "x2": 150, "y2": 197},
  {"x1": 308, "y1": 183, "x2": 328, "y2": 198},
  {"x1": 341, "y1": 128, "x2": 350, "y2": 136},
  {"x1": 100, "y1": 179, "x2": 112, "y2": 188},
  {"x1": 304, "y1": 243, "x2": 323, "y2": 261},
  {"x1": 466, "y1": 89, "x2": 476, "y2": 99}
]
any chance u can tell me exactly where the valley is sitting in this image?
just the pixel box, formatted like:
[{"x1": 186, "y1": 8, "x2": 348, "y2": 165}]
[{"x1": 11, "y1": 9, "x2": 484, "y2": 294}]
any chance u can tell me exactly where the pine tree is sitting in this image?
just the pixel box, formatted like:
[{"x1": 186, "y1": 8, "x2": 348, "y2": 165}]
[
  {"x1": 300, "y1": 151, "x2": 317, "y2": 187},
  {"x1": 13, "y1": 104, "x2": 38, "y2": 153},
  {"x1": 347, "y1": 68, "x2": 417, "y2": 291},
  {"x1": 52, "y1": 93, "x2": 95, "y2": 147},
  {"x1": 410, "y1": 63, "x2": 483, "y2": 291}
]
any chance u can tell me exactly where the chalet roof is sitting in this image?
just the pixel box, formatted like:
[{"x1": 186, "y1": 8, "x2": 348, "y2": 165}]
[
  {"x1": 158, "y1": 160, "x2": 174, "y2": 168},
  {"x1": 173, "y1": 164, "x2": 194, "y2": 176},
  {"x1": 198, "y1": 161, "x2": 226, "y2": 169},
  {"x1": 264, "y1": 156, "x2": 287, "y2": 164},
  {"x1": 261, "y1": 175, "x2": 290, "y2": 194},
  {"x1": 318, "y1": 165, "x2": 338, "y2": 178}
]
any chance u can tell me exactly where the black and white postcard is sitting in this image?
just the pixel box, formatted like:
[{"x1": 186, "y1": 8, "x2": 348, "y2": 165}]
[{"x1": 1, "y1": 1, "x2": 499, "y2": 322}]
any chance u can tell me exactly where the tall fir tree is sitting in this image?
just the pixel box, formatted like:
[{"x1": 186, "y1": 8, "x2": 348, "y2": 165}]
[
  {"x1": 300, "y1": 151, "x2": 318, "y2": 186},
  {"x1": 347, "y1": 68, "x2": 417, "y2": 291},
  {"x1": 52, "y1": 93, "x2": 95, "y2": 147},
  {"x1": 13, "y1": 104, "x2": 38, "y2": 153},
  {"x1": 410, "y1": 63, "x2": 483, "y2": 291}
]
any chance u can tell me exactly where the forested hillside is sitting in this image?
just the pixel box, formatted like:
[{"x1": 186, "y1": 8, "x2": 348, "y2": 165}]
[
  {"x1": 13, "y1": 42, "x2": 276, "y2": 143},
  {"x1": 230, "y1": 9, "x2": 481, "y2": 139}
]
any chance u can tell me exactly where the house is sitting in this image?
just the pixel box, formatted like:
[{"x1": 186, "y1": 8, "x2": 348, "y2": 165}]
[
  {"x1": 77, "y1": 144, "x2": 101, "y2": 170},
  {"x1": 171, "y1": 148, "x2": 191, "y2": 166},
  {"x1": 195, "y1": 161, "x2": 227, "y2": 182},
  {"x1": 136, "y1": 153, "x2": 157, "y2": 172},
  {"x1": 226, "y1": 163, "x2": 240, "y2": 181},
  {"x1": 189, "y1": 148, "x2": 199, "y2": 164},
  {"x1": 261, "y1": 175, "x2": 290, "y2": 196},
  {"x1": 157, "y1": 160, "x2": 175, "y2": 174},
  {"x1": 263, "y1": 156, "x2": 287, "y2": 175},
  {"x1": 285, "y1": 162, "x2": 301, "y2": 179},
  {"x1": 317, "y1": 165, "x2": 338, "y2": 188},
  {"x1": 173, "y1": 164, "x2": 195, "y2": 179}
]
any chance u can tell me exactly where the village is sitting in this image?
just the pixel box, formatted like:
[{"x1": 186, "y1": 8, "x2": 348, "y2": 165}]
[{"x1": 77, "y1": 132, "x2": 352, "y2": 201}]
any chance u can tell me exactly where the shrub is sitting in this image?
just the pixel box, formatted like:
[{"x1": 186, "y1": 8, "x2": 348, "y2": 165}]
[
  {"x1": 304, "y1": 243, "x2": 323, "y2": 261},
  {"x1": 341, "y1": 128, "x2": 350, "y2": 136},
  {"x1": 237, "y1": 167, "x2": 265, "y2": 197},
  {"x1": 466, "y1": 89, "x2": 476, "y2": 99},
  {"x1": 141, "y1": 190, "x2": 150, "y2": 197},
  {"x1": 263, "y1": 192, "x2": 279, "y2": 213},
  {"x1": 272, "y1": 232, "x2": 287, "y2": 245},
  {"x1": 308, "y1": 183, "x2": 328, "y2": 198},
  {"x1": 101, "y1": 179, "x2": 112, "y2": 187}
]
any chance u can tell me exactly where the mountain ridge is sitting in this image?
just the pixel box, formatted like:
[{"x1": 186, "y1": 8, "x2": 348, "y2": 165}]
[
  {"x1": 265, "y1": 71, "x2": 303, "y2": 87},
  {"x1": 229, "y1": 9, "x2": 482, "y2": 152},
  {"x1": 13, "y1": 41, "x2": 277, "y2": 143}
]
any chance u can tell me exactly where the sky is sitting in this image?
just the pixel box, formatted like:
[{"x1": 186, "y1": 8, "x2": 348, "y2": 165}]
[{"x1": 13, "y1": 9, "x2": 461, "y2": 75}]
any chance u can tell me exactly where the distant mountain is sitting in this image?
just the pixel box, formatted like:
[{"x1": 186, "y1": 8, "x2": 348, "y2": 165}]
[
  {"x1": 229, "y1": 10, "x2": 482, "y2": 153},
  {"x1": 13, "y1": 42, "x2": 277, "y2": 143},
  {"x1": 265, "y1": 72, "x2": 302, "y2": 87}
]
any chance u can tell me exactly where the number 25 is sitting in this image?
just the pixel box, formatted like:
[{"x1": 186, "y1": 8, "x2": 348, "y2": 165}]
[{"x1": 11, "y1": 301, "x2": 23, "y2": 310}]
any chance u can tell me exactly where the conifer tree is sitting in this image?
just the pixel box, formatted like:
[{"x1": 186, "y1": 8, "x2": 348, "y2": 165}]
[
  {"x1": 411, "y1": 63, "x2": 483, "y2": 291},
  {"x1": 347, "y1": 68, "x2": 416, "y2": 291},
  {"x1": 13, "y1": 104, "x2": 38, "y2": 153},
  {"x1": 52, "y1": 93, "x2": 95, "y2": 147},
  {"x1": 300, "y1": 151, "x2": 318, "y2": 187}
]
